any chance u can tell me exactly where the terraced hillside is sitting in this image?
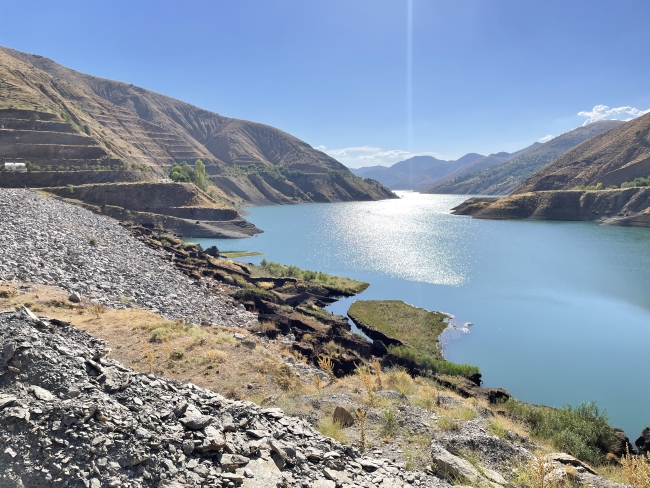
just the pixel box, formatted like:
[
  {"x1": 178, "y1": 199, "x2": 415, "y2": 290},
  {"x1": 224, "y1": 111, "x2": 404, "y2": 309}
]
[
  {"x1": 0, "y1": 46, "x2": 395, "y2": 205},
  {"x1": 44, "y1": 182, "x2": 261, "y2": 238},
  {"x1": 0, "y1": 108, "x2": 111, "y2": 169}
]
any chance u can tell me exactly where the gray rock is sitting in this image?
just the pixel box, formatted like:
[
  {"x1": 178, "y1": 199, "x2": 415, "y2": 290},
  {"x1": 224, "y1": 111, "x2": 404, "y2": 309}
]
[
  {"x1": 431, "y1": 444, "x2": 503, "y2": 487},
  {"x1": 68, "y1": 292, "x2": 81, "y2": 303},
  {"x1": 182, "y1": 439, "x2": 194, "y2": 455},
  {"x1": 312, "y1": 481, "x2": 336, "y2": 488},
  {"x1": 0, "y1": 394, "x2": 17, "y2": 409},
  {"x1": 30, "y1": 385, "x2": 55, "y2": 401},
  {"x1": 221, "y1": 454, "x2": 250, "y2": 469},
  {"x1": 180, "y1": 414, "x2": 213, "y2": 430}
]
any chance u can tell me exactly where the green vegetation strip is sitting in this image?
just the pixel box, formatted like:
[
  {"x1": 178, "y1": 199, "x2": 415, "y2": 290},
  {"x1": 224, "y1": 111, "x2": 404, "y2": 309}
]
[
  {"x1": 220, "y1": 251, "x2": 263, "y2": 258},
  {"x1": 348, "y1": 300, "x2": 479, "y2": 377},
  {"x1": 573, "y1": 174, "x2": 650, "y2": 191},
  {"x1": 251, "y1": 259, "x2": 369, "y2": 296},
  {"x1": 503, "y1": 400, "x2": 615, "y2": 464}
]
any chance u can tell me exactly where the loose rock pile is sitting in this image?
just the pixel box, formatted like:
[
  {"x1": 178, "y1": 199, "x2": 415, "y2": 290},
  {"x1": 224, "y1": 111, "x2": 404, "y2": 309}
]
[
  {"x1": 0, "y1": 190, "x2": 256, "y2": 328},
  {"x1": 0, "y1": 308, "x2": 448, "y2": 487}
]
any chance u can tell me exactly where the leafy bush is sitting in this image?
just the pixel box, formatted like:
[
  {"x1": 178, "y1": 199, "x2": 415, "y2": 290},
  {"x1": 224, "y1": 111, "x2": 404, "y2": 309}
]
[
  {"x1": 88, "y1": 238, "x2": 97, "y2": 246},
  {"x1": 621, "y1": 175, "x2": 650, "y2": 188},
  {"x1": 169, "y1": 159, "x2": 207, "y2": 190},
  {"x1": 503, "y1": 400, "x2": 615, "y2": 463}
]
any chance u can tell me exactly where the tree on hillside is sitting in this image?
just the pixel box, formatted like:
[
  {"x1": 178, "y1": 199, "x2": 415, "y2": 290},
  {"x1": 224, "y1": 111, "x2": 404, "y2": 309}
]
[
  {"x1": 169, "y1": 162, "x2": 193, "y2": 182},
  {"x1": 194, "y1": 159, "x2": 207, "y2": 190},
  {"x1": 168, "y1": 159, "x2": 208, "y2": 190}
]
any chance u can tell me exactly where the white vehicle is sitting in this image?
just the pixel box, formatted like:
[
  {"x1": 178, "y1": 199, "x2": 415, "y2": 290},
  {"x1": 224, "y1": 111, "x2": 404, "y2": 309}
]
[{"x1": 4, "y1": 162, "x2": 27, "y2": 172}]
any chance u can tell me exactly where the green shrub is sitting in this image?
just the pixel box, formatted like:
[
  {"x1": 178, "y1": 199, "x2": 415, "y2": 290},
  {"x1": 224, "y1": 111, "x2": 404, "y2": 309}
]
[
  {"x1": 66, "y1": 184, "x2": 74, "y2": 195},
  {"x1": 89, "y1": 238, "x2": 97, "y2": 246},
  {"x1": 233, "y1": 287, "x2": 278, "y2": 303},
  {"x1": 252, "y1": 260, "x2": 368, "y2": 295},
  {"x1": 503, "y1": 400, "x2": 615, "y2": 463},
  {"x1": 388, "y1": 345, "x2": 479, "y2": 377}
]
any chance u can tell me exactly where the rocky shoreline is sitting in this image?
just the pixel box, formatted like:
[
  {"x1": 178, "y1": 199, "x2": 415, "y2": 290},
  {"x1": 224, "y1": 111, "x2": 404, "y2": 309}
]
[
  {"x1": 451, "y1": 188, "x2": 650, "y2": 227},
  {"x1": 0, "y1": 188, "x2": 646, "y2": 487}
]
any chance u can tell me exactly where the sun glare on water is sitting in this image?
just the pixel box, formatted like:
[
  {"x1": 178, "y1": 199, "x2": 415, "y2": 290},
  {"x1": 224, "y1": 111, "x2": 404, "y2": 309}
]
[{"x1": 322, "y1": 192, "x2": 474, "y2": 286}]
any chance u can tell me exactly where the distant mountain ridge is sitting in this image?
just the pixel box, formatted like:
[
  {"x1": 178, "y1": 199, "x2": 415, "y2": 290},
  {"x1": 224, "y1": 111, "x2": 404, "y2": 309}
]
[
  {"x1": 351, "y1": 143, "x2": 543, "y2": 191},
  {"x1": 350, "y1": 154, "x2": 484, "y2": 189},
  {"x1": 423, "y1": 120, "x2": 623, "y2": 195}
]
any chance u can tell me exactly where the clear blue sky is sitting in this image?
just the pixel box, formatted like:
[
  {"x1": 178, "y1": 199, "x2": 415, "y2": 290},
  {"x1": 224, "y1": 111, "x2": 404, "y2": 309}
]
[{"x1": 2, "y1": 1, "x2": 650, "y2": 167}]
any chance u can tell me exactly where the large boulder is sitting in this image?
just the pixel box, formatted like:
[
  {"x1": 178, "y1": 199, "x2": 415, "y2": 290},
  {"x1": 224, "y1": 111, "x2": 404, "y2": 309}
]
[
  {"x1": 636, "y1": 427, "x2": 650, "y2": 455},
  {"x1": 609, "y1": 428, "x2": 636, "y2": 457}
]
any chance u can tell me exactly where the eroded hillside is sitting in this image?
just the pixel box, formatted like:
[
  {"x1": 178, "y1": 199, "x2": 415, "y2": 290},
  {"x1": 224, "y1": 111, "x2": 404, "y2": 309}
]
[{"x1": 0, "y1": 46, "x2": 396, "y2": 205}]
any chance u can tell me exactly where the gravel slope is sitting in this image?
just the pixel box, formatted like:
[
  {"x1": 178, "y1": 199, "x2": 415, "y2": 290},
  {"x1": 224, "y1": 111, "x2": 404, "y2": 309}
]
[{"x1": 0, "y1": 189, "x2": 255, "y2": 328}]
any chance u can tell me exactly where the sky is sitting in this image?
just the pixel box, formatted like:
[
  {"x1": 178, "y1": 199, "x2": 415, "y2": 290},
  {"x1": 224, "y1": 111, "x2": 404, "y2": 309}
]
[{"x1": 2, "y1": 1, "x2": 650, "y2": 168}]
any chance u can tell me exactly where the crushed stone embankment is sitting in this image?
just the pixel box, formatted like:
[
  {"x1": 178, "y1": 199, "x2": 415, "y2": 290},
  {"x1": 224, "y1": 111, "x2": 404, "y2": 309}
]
[
  {"x1": 0, "y1": 308, "x2": 449, "y2": 487},
  {"x1": 0, "y1": 189, "x2": 256, "y2": 328}
]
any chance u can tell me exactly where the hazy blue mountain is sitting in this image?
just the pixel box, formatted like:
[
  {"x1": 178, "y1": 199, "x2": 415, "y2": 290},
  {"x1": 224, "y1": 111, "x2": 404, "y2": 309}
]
[{"x1": 349, "y1": 153, "x2": 485, "y2": 190}]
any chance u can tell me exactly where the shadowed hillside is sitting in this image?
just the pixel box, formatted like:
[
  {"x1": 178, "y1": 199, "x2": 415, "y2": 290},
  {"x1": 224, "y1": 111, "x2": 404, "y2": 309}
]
[
  {"x1": 513, "y1": 114, "x2": 650, "y2": 193},
  {"x1": 424, "y1": 121, "x2": 623, "y2": 195}
]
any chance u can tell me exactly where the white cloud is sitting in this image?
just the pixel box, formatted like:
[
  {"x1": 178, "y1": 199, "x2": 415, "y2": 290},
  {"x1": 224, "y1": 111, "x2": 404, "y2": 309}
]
[
  {"x1": 538, "y1": 134, "x2": 555, "y2": 143},
  {"x1": 319, "y1": 145, "x2": 445, "y2": 168},
  {"x1": 578, "y1": 105, "x2": 650, "y2": 126}
]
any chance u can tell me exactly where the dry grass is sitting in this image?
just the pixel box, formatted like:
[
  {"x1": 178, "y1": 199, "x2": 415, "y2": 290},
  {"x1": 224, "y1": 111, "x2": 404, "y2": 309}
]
[
  {"x1": 621, "y1": 450, "x2": 650, "y2": 488},
  {"x1": 488, "y1": 415, "x2": 529, "y2": 440},
  {"x1": 355, "y1": 365, "x2": 378, "y2": 406},
  {"x1": 316, "y1": 417, "x2": 348, "y2": 444},
  {"x1": 0, "y1": 282, "x2": 300, "y2": 403},
  {"x1": 385, "y1": 367, "x2": 415, "y2": 397}
]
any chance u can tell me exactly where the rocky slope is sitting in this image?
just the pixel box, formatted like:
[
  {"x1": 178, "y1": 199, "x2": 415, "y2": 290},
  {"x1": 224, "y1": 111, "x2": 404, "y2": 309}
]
[
  {"x1": 0, "y1": 47, "x2": 395, "y2": 205},
  {"x1": 513, "y1": 114, "x2": 650, "y2": 194},
  {"x1": 0, "y1": 189, "x2": 638, "y2": 487},
  {"x1": 424, "y1": 121, "x2": 623, "y2": 195},
  {"x1": 0, "y1": 308, "x2": 447, "y2": 488},
  {"x1": 0, "y1": 189, "x2": 256, "y2": 326}
]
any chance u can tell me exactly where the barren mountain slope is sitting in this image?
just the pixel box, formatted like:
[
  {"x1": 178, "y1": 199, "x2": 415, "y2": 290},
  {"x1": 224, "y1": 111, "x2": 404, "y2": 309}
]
[
  {"x1": 513, "y1": 114, "x2": 650, "y2": 193},
  {"x1": 0, "y1": 46, "x2": 395, "y2": 204},
  {"x1": 425, "y1": 121, "x2": 623, "y2": 195},
  {"x1": 1, "y1": 46, "x2": 346, "y2": 173}
]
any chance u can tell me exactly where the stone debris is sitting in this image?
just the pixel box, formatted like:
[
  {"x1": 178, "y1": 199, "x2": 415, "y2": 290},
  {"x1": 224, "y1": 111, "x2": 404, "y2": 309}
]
[
  {"x1": 0, "y1": 309, "x2": 449, "y2": 487},
  {"x1": 0, "y1": 189, "x2": 256, "y2": 328}
]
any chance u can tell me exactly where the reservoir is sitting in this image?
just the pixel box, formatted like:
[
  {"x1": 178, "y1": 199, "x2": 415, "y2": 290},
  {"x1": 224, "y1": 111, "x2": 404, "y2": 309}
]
[{"x1": 190, "y1": 191, "x2": 650, "y2": 439}]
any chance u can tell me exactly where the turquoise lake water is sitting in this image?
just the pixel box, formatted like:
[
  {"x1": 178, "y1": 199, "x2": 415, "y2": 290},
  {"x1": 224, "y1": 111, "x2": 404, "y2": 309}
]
[{"x1": 190, "y1": 191, "x2": 650, "y2": 439}]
